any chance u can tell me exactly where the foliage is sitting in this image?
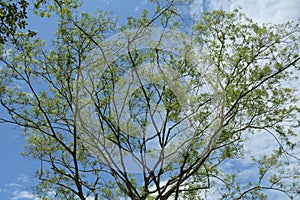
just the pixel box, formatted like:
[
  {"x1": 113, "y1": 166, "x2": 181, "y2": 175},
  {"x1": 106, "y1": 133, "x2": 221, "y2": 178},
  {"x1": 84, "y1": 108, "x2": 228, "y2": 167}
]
[
  {"x1": 0, "y1": 0, "x2": 32, "y2": 44},
  {"x1": 0, "y1": 0, "x2": 299, "y2": 199}
]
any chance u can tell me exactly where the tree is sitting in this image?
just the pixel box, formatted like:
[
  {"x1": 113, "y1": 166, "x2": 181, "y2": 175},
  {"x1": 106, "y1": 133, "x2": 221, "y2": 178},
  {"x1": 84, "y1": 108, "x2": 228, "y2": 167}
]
[
  {"x1": 0, "y1": 0, "x2": 33, "y2": 44},
  {"x1": 0, "y1": 0, "x2": 299, "y2": 199}
]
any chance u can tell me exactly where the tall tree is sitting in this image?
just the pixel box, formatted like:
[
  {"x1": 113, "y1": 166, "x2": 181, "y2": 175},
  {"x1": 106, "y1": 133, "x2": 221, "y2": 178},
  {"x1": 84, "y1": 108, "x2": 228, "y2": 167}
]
[{"x1": 0, "y1": 0, "x2": 299, "y2": 199}]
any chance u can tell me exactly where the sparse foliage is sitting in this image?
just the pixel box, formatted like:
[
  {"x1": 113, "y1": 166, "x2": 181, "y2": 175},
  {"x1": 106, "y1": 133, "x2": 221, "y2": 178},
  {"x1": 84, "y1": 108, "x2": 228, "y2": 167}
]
[{"x1": 0, "y1": 0, "x2": 299, "y2": 199}]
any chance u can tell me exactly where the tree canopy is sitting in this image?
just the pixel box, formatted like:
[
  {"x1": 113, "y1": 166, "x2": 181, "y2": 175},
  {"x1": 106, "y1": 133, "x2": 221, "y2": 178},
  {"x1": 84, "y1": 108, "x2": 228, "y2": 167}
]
[
  {"x1": 0, "y1": 0, "x2": 299, "y2": 199},
  {"x1": 0, "y1": 0, "x2": 33, "y2": 44}
]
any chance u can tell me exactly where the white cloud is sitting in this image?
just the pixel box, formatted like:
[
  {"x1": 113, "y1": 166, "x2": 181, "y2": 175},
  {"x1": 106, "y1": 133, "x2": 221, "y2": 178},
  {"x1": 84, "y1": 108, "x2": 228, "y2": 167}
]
[
  {"x1": 189, "y1": 0, "x2": 204, "y2": 19},
  {"x1": 134, "y1": 0, "x2": 148, "y2": 12},
  {"x1": 228, "y1": 0, "x2": 299, "y2": 24},
  {"x1": 243, "y1": 131, "x2": 278, "y2": 156},
  {"x1": 135, "y1": 5, "x2": 140, "y2": 12},
  {"x1": 101, "y1": 0, "x2": 110, "y2": 4},
  {"x1": 17, "y1": 174, "x2": 30, "y2": 183},
  {"x1": 190, "y1": 0, "x2": 300, "y2": 24},
  {"x1": 5, "y1": 183, "x2": 23, "y2": 188},
  {"x1": 11, "y1": 190, "x2": 38, "y2": 200},
  {"x1": 207, "y1": 0, "x2": 231, "y2": 11}
]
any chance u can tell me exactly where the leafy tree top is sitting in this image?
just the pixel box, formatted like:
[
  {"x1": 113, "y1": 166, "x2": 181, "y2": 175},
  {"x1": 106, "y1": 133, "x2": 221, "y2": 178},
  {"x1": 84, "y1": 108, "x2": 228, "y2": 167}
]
[{"x1": 0, "y1": 1, "x2": 299, "y2": 199}]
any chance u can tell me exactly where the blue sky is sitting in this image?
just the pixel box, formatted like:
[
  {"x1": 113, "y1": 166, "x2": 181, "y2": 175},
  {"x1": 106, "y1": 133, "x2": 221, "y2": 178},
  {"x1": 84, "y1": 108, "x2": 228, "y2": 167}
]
[{"x1": 0, "y1": 0, "x2": 299, "y2": 199}]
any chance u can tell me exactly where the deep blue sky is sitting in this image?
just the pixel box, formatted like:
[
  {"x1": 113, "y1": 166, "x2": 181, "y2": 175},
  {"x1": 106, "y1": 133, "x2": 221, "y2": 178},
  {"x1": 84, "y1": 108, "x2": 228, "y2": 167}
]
[{"x1": 0, "y1": 0, "x2": 299, "y2": 199}]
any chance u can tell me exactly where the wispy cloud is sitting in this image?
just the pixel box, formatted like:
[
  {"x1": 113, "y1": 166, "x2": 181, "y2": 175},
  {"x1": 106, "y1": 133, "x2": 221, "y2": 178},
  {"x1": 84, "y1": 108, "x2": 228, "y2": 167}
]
[
  {"x1": 0, "y1": 188, "x2": 7, "y2": 192},
  {"x1": 4, "y1": 183, "x2": 23, "y2": 188},
  {"x1": 190, "y1": 0, "x2": 299, "y2": 24},
  {"x1": 189, "y1": 0, "x2": 204, "y2": 19},
  {"x1": 11, "y1": 190, "x2": 37, "y2": 200},
  {"x1": 17, "y1": 174, "x2": 30, "y2": 183},
  {"x1": 228, "y1": 0, "x2": 299, "y2": 24},
  {"x1": 134, "y1": 0, "x2": 148, "y2": 12},
  {"x1": 0, "y1": 174, "x2": 39, "y2": 200},
  {"x1": 101, "y1": 0, "x2": 110, "y2": 4},
  {"x1": 190, "y1": 0, "x2": 231, "y2": 20}
]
